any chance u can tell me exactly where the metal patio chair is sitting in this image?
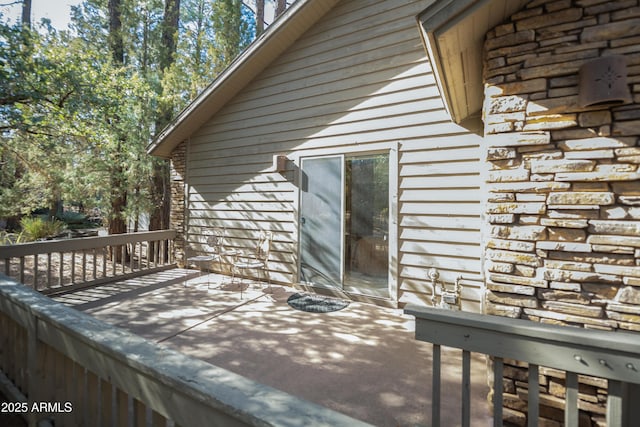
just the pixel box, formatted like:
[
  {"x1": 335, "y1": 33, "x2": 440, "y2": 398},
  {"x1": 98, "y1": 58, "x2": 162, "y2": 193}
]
[
  {"x1": 231, "y1": 230, "x2": 272, "y2": 297},
  {"x1": 186, "y1": 227, "x2": 228, "y2": 287}
]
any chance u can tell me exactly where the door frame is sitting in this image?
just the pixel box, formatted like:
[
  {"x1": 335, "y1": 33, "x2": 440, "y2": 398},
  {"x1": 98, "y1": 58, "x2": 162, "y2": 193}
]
[{"x1": 294, "y1": 145, "x2": 398, "y2": 302}]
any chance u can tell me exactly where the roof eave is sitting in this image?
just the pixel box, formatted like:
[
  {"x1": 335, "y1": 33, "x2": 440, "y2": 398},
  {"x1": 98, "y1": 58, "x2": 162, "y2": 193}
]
[{"x1": 417, "y1": 0, "x2": 528, "y2": 132}]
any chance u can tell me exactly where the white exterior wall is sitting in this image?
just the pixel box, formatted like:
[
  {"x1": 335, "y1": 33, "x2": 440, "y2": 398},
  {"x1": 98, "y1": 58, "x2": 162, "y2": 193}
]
[{"x1": 185, "y1": 0, "x2": 484, "y2": 310}]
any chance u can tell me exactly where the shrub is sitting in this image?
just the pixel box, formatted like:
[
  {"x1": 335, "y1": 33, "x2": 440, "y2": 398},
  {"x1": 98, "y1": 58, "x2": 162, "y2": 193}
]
[
  {"x1": 0, "y1": 231, "x2": 23, "y2": 245},
  {"x1": 58, "y1": 211, "x2": 101, "y2": 229},
  {"x1": 20, "y1": 217, "x2": 66, "y2": 242},
  {"x1": 59, "y1": 211, "x2": 87, "y2": 225}
]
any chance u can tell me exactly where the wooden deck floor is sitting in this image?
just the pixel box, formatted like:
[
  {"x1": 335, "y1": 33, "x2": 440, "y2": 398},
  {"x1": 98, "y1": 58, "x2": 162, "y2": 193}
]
[{"x1": 52, "y1": 269, "x2": 493, "y2": 427}]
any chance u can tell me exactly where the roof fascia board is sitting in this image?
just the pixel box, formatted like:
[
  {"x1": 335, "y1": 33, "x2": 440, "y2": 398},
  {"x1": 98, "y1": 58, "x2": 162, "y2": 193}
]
[
  {"x1": 419, "y1": 0, "x2": 527, "y2": 131},
  {"x1": 419, "y1": 0, "x2": 479, "y2": 32},
  {"x1": 418, "y1": 0, "x2": 486, "y2": 125}
]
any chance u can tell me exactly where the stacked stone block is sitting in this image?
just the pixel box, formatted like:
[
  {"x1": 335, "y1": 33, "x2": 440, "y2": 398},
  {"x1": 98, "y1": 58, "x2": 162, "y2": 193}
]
[
  {"x1": 483, "y1": 0, "x2": 640, "y2": 425},
  {"x1": 170, "y1": 141, "x2": 187, "y2": 267}
]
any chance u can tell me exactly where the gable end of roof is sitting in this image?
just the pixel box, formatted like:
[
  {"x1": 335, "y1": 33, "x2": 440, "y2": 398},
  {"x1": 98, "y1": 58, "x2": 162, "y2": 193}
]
[{"x1": 147, "y1": 0, "x2": 340, "y2": 158}]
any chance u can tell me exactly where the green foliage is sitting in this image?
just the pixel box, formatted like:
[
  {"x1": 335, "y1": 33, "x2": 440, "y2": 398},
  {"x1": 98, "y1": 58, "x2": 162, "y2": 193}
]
[
  {"x1": 212, "y1": 0, "x2": 253, "y2": 64},
  {"x1": 0, "y1": 19, "x2": 155, "y2": 222},
  {"x1": 161, "y1": 0, "x2": 255, "y2": 112},
  {"x1": 58, "y1": 211, "x2": 87, "y2": 225},
  {"x1": 19, "y1": 217, "x2": 66, "y2": 242},
  {"x1": 58, "y1": 211, "x2": 102, "y2": 229},
  {"x1": 0, "y1": 231, "x2": 25, "y2": 245},
  {"x1": 0, "y1": 0, "x2": 261, "y2": 231}
]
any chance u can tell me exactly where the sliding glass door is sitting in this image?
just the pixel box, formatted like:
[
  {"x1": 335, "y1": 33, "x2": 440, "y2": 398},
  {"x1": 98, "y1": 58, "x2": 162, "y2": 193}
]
[
  {"x1": 299, "y1": 156, "x2": 343, "y2": 287},
  {"x1": 300, "y1": 153, "x2": 389, "y2": 297}
]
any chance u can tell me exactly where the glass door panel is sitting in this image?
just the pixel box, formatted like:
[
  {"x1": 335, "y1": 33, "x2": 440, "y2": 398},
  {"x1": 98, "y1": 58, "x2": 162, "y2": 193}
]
[
  {"x1": 344, "y1": 154, "x2": 389, "y2": 296},
  {"x1": 299, "y1": 156, "x2": 343, "y2": 288}
]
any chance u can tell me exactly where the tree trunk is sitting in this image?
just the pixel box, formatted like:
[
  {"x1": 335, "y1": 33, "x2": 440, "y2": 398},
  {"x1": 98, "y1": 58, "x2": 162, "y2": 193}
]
[
  {"x1": 108, "y1": 0, "x2": 124, "y2": 64},
  {"x1": 21, "y1": 0, "x2": 31, "y2": 28},
  {"x1": 256, "y1": 0, "x2": 264, "y2": 36},
  {"x1": 151, "y1": 0, "x2": 181, "y2": 233},
  {"x1": 49, "y1": 198, "x2": 63, "y2": 221},
  {"x1": 109, "y1": 169, "x2": 127, "y2": 236},
  {"x1": 109, "y1": 165, "x2": 128, "y2": 262},
  {"x1": 149, "y1": 0, "x2": 181, "y2": 260},
  {"x1": 149, "y1": 159, "x2": 170, "y2": 230},
  {"x1": 160, "y1": 0, "x2": 180, "y2": 68},
  {"x1": 107, "y1": 0, "x2": 128, "y2": 260},
  {"x1": 275, "y1": 0, "x2": 286, "y2": 18}
]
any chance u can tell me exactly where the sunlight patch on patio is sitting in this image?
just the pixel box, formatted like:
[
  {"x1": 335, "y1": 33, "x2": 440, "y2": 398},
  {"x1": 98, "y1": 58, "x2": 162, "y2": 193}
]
[{"x1": 52, "y1": 269, "x2": 493, "y2": 427}]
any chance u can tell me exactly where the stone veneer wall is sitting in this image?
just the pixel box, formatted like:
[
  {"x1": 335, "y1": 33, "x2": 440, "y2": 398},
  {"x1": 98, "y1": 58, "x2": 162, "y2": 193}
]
[
  {"x1": 483, "y1": 0, "x2": 640, "y2": 425},
  {"x1": 170, "y1": 141, "x2": 187, "y2": 267}
]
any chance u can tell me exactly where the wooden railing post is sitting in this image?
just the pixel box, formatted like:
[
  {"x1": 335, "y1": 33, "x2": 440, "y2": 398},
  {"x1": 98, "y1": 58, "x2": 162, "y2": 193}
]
[
  {"x1": 405, "y1": 305, "x2": 640, "y2": 427},
  {"x1": 527, "y1": 364, "x2": 539, "y2": 427},
  {"x1": 432, "y1": 343, "x2": 440, "y2": 427},
  {"x1": 626, "y1": 383, "x2": 640, "y2": 424},
  {"x1": 611, "y1": 382, "x2": 640, "y2": 427},
  {"x1": 607, "y1": 381, "x2": 626, "y2": 427},
  {"x1": 26, "y1": 309, "x2": 39, "y2": 427},
  {"x1": 492, "y1": 357, "x2": 503, "y2": 427}
]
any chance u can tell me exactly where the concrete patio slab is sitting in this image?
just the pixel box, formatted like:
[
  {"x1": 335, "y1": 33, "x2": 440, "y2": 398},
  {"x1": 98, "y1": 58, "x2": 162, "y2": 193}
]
[{"x1": 53, "y1": 269, "x2": 493, "y2": 427}]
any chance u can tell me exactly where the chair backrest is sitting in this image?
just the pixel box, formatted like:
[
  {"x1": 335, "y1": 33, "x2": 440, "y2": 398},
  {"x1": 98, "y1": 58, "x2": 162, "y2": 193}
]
[
  {"x1": 255, "y1": 231, "x2": 272, "y2": 262},
  {"x1": 205, "y1": 227, "x2": 225, "y2": 255}
]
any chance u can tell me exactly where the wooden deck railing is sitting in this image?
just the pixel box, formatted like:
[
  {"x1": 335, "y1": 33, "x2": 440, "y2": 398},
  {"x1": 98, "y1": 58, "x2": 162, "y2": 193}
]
[
  {"x1": 405, "y1": 305, "x2": 640, "y2": 427},
  {"x1": 0, "y1": 274, "x2": 371, "y2": 427},
  {"x1": 0, "y1": 230, "x2": 176, "y2": 295}
]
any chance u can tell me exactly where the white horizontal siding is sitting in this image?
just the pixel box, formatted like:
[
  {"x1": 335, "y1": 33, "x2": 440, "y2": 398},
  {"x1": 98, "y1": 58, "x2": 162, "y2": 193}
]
[
  {"x1": 184, "y1": 0, "x2": 484, "y2": 309},
  {"x1": 401, "y1": 215, "x2": 481, "y2": 230},
  {"x1": 398, "y1": 126, "x2": 484, "y2": 309}
]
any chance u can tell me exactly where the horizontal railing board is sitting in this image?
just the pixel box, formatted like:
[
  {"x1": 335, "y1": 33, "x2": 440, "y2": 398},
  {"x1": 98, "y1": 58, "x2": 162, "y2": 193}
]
[
  {"x1": 0, "y1": 230, "x2": 176, "y2": 259},
  {"x1": 1, "y1": 230, "x2": 176, "y2": 292},
  {"x1": 405, "y1": 305, "x2": 640, "y2": 384},
  {"x1": 40, "y1": 265, "x2": 176, "y2": 296},
  {"x1": 0, "y1": 274, "x2": 371, "y2": 427}
]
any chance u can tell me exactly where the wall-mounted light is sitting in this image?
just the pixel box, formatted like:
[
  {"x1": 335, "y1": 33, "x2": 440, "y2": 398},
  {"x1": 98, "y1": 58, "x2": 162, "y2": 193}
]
[
  {"x1": 578, "y1": 55, "x2": 631, "y2": 108},
  {"x1": 276, "y1": 155, "x2": 288, "y2": 173}
]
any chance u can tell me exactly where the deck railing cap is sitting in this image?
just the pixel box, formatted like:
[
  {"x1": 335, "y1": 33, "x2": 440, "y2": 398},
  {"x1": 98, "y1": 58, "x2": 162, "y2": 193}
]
[
  {"x1": 0, "y1": 229, "x2": 176, "y2": 259},
  {"x1": 404, "y1": 305, "x2": 640, "y2": 383},
  {"x1": 0, "y1": 274, "x2": 371, "y2": 427}
]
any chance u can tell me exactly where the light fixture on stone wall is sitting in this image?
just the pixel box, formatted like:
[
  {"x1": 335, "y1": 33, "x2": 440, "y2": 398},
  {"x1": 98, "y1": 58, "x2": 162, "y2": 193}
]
[{"x1": 578, "y1": 55, "x2": 631, "y2": 108}]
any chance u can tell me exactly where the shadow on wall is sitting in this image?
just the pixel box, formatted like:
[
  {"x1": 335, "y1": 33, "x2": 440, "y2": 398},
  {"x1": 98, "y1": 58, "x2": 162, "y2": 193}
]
[{"x1": 183, "y1": 7, "x2": 455, "y2": 286}]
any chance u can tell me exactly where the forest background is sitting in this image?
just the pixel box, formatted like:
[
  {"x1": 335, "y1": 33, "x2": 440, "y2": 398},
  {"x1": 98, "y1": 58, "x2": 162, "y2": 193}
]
[{"x1": 0, "y1": 0, "x2": 288, "y2": 238}]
